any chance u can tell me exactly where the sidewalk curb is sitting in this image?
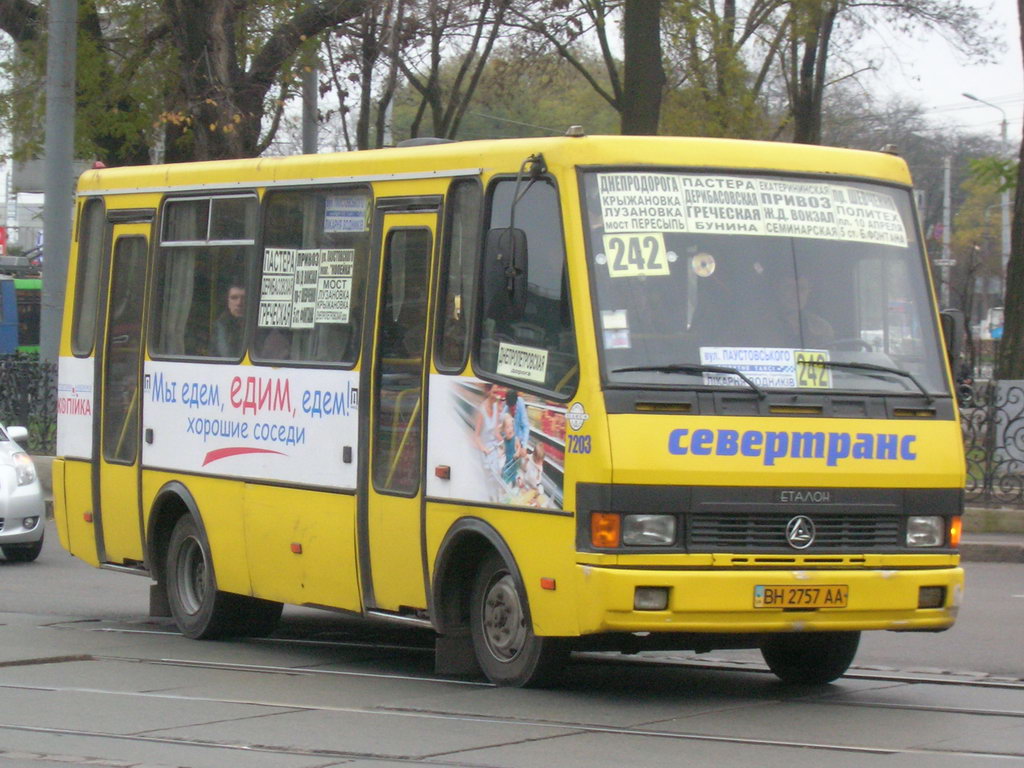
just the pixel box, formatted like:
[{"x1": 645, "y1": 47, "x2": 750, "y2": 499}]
[{"x1": 960, "y1": 537, "x2": 1024, "y2": 563}]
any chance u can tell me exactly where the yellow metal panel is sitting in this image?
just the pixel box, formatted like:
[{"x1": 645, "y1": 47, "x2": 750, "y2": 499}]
[
  {"x1": 57, "y1": 459, "x2": 99, "y2": 566},
  {"x1": 244, "y1": 484, "x2": 361, "y2": 611},
  {"x1": 75, "y1": 137, "x2": 913, "y2": 199},
  {"x1": 98, "y1": 463, "x2": 143, "y2": 563},
  {"x1": 141, "y1": 471, "x2": 251, "y2": 595}
]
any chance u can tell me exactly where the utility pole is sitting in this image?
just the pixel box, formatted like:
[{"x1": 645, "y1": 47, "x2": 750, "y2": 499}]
[
  {"x1": 302, "y1": 65, "x2": 317, "y2": 155},
  {"x1": 40, "y1": 0, "x2": 77, "y2": 365},
  {"x1": 941, "y1": 156, "x2": 952, "y2": 308}
]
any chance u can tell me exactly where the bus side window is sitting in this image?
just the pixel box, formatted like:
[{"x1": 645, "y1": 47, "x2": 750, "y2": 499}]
[
  {"x1": 476, "y1": 178, "x2": 578, "y2": 395},
  {"x1": 254, "y1": 187, "x2": 371, "y2": 366},
  {"x1": 435, "y1": 179, "x2": 482, "y2": 371},
  {"x1": 150, "y1": 196, "x2": 257, "y2": 359},
  {"x1": 72, "y1": 198, "x2": 107, "y2": 356}
]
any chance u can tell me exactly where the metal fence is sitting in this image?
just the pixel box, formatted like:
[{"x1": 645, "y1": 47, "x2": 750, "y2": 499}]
[
  {"x1": 962, "y1": 380, "x2": 1024, "y2": 507},
  {"x1": 0, "y1": 355, "x2": 57, "y2": 454}
]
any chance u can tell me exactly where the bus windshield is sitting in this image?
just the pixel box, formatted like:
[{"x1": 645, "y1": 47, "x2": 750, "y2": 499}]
[{"x1": 581, "y1": 170, "x2": 949, "y2": 397}]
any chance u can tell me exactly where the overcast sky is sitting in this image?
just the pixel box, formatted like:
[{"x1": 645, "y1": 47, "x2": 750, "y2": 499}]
[{"x1": 863, "y1": 0, "x2": 1022, "y2": 142}]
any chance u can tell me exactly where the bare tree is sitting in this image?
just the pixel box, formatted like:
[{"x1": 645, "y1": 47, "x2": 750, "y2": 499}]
[
  {"x1": 770, "y1": 0, "x2": 992, "y2": 144},
  {"x1": 396, "y1": 0, "x2": 512, "y2": 139},
  {"x1": 320, "y1": 0, "x2": 407, "y2": 151},
  {"x1": 505, "y1": 0, "x2": 668, "y2": 135}
]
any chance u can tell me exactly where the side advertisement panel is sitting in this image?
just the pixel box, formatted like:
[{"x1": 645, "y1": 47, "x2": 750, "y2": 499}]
[
  {"x1": 143, "y1": 361, "x2": 359, "y2": 489},
  {"x1": 57, "y1": 356, "x2": 95, "y2": 459},
  {"x1": 426, "y1": 375, "x2": 566, "y2": 510}
]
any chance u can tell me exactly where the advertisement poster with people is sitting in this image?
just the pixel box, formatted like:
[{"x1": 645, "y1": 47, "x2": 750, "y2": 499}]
[{"x1": 426, "y1": 376, "x2": 566, "y2": 510}]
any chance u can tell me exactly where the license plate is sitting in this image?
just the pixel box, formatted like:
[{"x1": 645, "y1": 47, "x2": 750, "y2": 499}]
[{"x1": 754, "y1": 585, "x2": 848, "y2": 609}]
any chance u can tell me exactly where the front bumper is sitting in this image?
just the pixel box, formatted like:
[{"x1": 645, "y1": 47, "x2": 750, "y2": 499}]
[
  {"x1": 574, "y1": 562, "x2": 963, "y2": 635},
  {"x1": 0, "y1": 470, "x2": 46, "y2": 545}
]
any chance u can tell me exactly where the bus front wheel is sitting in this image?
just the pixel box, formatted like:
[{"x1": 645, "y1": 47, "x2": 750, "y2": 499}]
[
  {"x1": 469, "y1": 552, "x2": 568, "y2": 687},
  {"x1": 760, "y1": 631, "x2": 860, "y2": 685}
]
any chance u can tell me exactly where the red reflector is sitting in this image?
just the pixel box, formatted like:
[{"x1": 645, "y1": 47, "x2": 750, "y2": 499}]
[
  {"x1": 435, "y1": 465, "x2": 451, "y2": 480},
  {"x1": 540, "y1": 578, "x2": 556, "y2": 590},
  {"x1": 290, "y1": 542, "x2": 303, "y2": 554},
  {"x1": 83, "y1": 512, "x2": 93, "y2": 523}
]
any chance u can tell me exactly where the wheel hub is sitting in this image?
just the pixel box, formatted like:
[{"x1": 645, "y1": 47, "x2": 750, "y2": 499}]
[
  {"x1": 482, "y1": 573, "x2": 527, "y2": 662},
  {"x1": 176, "y1": 536, "x2": 208, "y2": 615}
]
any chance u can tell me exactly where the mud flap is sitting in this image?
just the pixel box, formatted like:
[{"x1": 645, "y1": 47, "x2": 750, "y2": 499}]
[{"x1": 435, "y1": 628, "x2": 482, "y2": 676}]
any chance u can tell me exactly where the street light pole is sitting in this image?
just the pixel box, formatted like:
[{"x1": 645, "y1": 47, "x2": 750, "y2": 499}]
[
  {"x1": 41, "y1": 0, "x2": 77, "y2": 366},
  {"x1": 963, "y1": 92, "x2": 1011, "y2": 295}
]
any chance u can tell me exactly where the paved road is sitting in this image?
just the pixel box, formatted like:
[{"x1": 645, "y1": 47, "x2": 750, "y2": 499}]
[
  {"x1": 5, "y1": 521, "x2": 1021, "y2": 679},
  {"x1": 1, "y1": 521, "x2": 1021, "y2": 767}
]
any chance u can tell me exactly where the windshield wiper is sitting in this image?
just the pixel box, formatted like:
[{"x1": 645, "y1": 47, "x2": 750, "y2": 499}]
[
  {"x1": 611, "y1": 363, "x2": 767, "y2": 399},
  {"x1": 800, "y1": 360, "x2": 934, "y2": 403}
]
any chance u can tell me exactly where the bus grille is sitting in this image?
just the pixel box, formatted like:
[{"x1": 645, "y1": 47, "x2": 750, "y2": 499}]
[{"x1": 688, "y1": 513, "x2": 902, "y2": 550}]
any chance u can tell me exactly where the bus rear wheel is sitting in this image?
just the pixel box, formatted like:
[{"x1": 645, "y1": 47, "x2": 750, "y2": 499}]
[
  {"x1": 760, "y1": 631, "x2": 860, "y2": 685},
  {"x1": 469, "y1": 552, "x2": 568, "y2": 687},
  {"x1": 165, "y1": 515, "x2": 281, "y2": 639}
]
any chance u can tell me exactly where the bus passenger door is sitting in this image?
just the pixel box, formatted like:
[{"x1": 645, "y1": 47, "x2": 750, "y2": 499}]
[
  {"x1": 362, "y1": 212, "x2": 436, "y2": 613},
  {"x1": 95, "y1": 225, "x2": 149, "y2": 565}
]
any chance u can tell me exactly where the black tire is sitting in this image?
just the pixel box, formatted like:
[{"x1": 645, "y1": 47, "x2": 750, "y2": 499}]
[
  {"x1": 2, "y1": 531, "x2": 43, "y2": 563},
  {"x1": 165, "y1": 515, "x2": 242, "y2": 639},
  {"x1": 760, "y1": 631, "x2": 860, "y2": 685},
  {"x1": 469, "y1": 551, "x2": 568, "y2": 687}
]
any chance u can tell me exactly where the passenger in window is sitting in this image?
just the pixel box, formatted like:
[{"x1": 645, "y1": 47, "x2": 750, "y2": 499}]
[{"x1": 212, "y1": 280, "x2": 246, "y2": 357}]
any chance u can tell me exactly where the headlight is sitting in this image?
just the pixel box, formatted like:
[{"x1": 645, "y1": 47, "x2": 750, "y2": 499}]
[
  {"x1": 907, "y1": 516, "x2": 944, "y2": 547},
  {"x1": 622, "y1": 514, "x2": 677, "y2": 546},
  {"x1": 13, "y1": 452, "x2": 36, "y2": 486}
]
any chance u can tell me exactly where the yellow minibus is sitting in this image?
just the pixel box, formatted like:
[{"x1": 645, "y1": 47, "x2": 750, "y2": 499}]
[{"x1": 54, "y1": 133, "x2": 965, "y2": 686}]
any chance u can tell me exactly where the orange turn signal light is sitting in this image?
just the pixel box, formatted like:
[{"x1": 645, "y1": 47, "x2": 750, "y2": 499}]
[
  {"x1": 949, "y1": 516, "x2": 962, "y2": 548},
  {"x1": 591, "y1": 512, "x2": 621, "y2": 548}
]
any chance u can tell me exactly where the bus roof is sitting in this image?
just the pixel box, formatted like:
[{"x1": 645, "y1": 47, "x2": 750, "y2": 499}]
[{"x1": 76, "y1": 135, "x2": 913, "y2": 198}]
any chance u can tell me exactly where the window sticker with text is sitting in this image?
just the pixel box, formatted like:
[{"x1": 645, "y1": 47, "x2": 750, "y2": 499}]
[{"x1": 601, "y1": 233, "x2": 670, "y2": 278}]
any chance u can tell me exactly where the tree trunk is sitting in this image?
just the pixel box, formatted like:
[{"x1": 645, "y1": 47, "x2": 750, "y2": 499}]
[
  {"x1": 995, "y1": 0, "x2": 1024, "y2": 378},
  {"x1": 620, "y1": 0, "x2": 664, "y2": 135},
  {"x1": 163, "y1": 0, "x2": 256, "y2": 160},
  {"x1": 789, "y1": 1, "x2": 838, "y2": 145}
]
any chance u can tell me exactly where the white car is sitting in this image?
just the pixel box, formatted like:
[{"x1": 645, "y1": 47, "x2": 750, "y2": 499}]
[{"x1": 0, "y1": 424, "x2": 45, "y2": 562}]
